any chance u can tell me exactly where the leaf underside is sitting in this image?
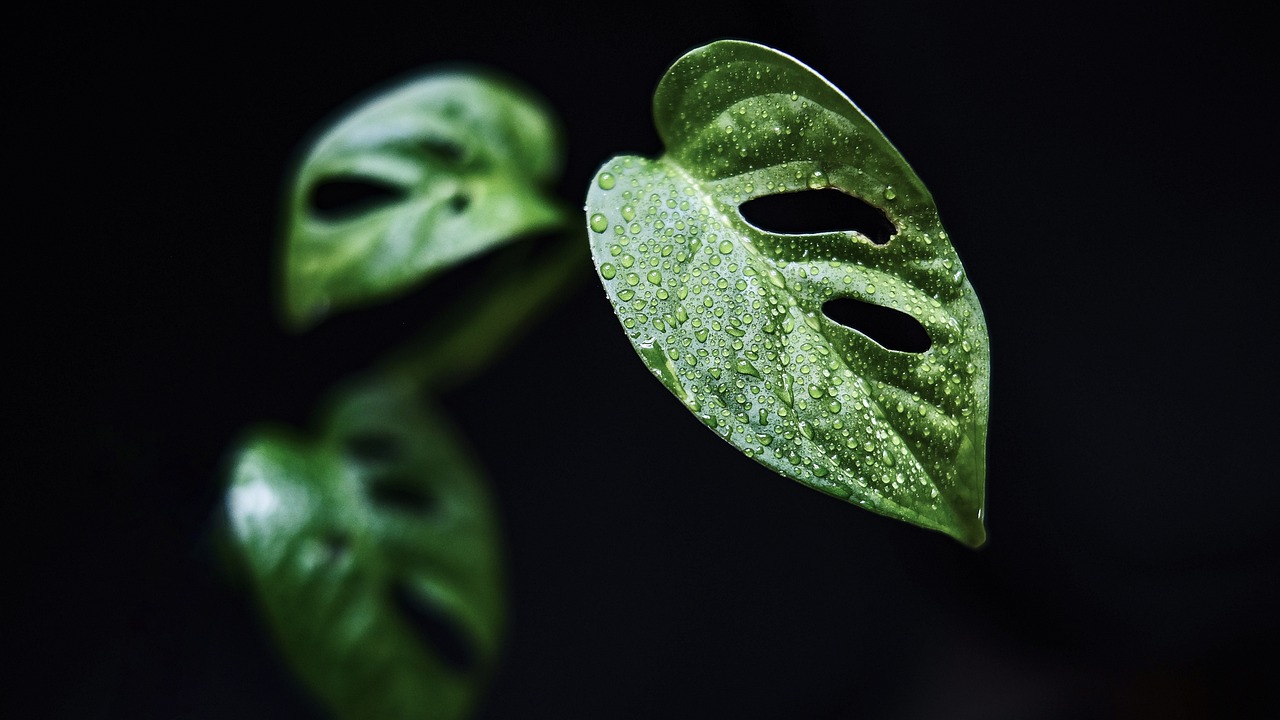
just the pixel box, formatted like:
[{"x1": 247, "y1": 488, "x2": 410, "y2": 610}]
[
  {"x1": 283, "y1": 70, "x2": 569, "y2": 328},
  {"x1": 225, "y1": 376, "x2": 505, "y2": 720},
  {"x1": 586, "y1": 41, "x2": 990, "y2": 545}
]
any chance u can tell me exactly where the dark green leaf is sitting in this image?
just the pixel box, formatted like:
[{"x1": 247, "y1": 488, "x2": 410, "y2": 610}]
[
  {"x1": 585, "y1": 41, "x2": 990, "y2": 545},
  {"x1": 225, "y1": 376, "x2": 504, "y2": 719},
  {"x1": 284, "y1": 70, "x2": 569, "y2": 328}
]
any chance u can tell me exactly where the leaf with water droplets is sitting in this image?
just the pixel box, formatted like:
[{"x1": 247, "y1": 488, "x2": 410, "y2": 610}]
[
  {"x1": 224, "y1": 375, "x2": 505, "y2": 719},
  {"x1": 586, "y1": 41, "x2": 990, "y2": 545},
  {"x1": 283, "y1": 70, "x2": 568, "y2": 328}
]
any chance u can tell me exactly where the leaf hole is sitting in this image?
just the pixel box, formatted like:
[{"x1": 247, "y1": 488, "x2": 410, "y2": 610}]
[
  {"x1": 822, "y1": 297, "x2": 931, "y2": 353},
  {"x1": 421, "y1": 137, "x2": 466, "y2": 165},
  {"x1": 308, "y1": 176, "x2": 405, "y2": 221},
  {"x1": 367, "y1": 474, "x2": 439, "y2": 515},
  {"x1": 739, "y1": 189, "x2": 896, "y2": 245},
  {"x1": 391, "y1": 582, "x2": 478, "y2": 673},
  {"x1": 320, "y1": 532, "x2": 350, "y2": 562}
]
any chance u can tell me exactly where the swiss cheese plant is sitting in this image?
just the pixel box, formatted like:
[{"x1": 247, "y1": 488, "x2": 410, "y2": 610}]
[
  {"x1": 222, "y1": 39, "x2": 990, "y2": 720},
  {"x1": 587, "y1": 41, "x2": 989, "y2": 546}
]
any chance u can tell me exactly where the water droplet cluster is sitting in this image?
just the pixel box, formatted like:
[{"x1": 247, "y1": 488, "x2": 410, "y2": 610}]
[
  {"x1": 589, "y1": 156, "x2": 986, "y2": 525},
  {"x1": 587, "y1": 40, "x2": 990, "y2": 542}
]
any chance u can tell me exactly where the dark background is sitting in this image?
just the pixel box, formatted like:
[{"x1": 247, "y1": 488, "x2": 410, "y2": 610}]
[{"x1": 17, "y1": 2, "x2": 1278, "y2": 718}]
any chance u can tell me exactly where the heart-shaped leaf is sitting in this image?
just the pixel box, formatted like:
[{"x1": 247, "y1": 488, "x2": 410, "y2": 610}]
[
  {"x1": 283, "y1": 70, "x2": 569, "y2": 328},
  {"x1": 585, "y1": 41, "x2": 990, "y2": 545},
  {"x1": 225, "y1": 375, "x2": 504, "y2": 719}
]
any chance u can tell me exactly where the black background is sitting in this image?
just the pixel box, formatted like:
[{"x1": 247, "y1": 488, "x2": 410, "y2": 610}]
[{"x1": 17, "y1": 2, "x2": 1279, "y2": 718}]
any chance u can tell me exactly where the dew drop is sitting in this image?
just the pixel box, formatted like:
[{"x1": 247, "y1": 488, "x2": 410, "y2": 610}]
[
  {"x1": 598, "y1": 172, "x2": 616, "y2": 190},
  {"x1": 599, "y1": 263, "x2": 616, "y2": 280},
  {"x1": 590, "y1": 213, "x2": 608, "y2": 233},
  {"x1": 622, "y1": 205, "x2": 636, "y2": 221}
]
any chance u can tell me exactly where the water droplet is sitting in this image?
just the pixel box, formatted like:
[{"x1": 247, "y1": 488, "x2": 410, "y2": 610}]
[
  {"x1": 647, "y1": 270, "x2": 662, "y2": 285},
  {"x1": 719, "y1": 240, "x2": 734, "y2": 254},
  {"x1": 865, "y1": 284, "x2": 876, "y2": 294},
  {"x1": 828, "y1": 400, "x2": 842, "y2": 414},
  {"x1": 883, "y1": 186, "x2": 896, "y2": 200},
  {"x1": 622, "y1": 205, "x2": 636, "y2": 221},
  {"x1": 807, "y1": 385, "x2": 825, "y2": 399},
  {"x1": 597, "y1": 172, "x2": 616, "y2": 190},
  {"x1": 625, "y1": 272, "x2": 640, "y2": 286},
  {"x1": 774, "y1": 375, "x2": 793, "y2": 407},
  {"x1": 599, "y1": 263, "x2": 616, "y2": 280},
  {"x1": 617, "y1": 288, "x2": 634, "y2": 301},
  {"x1": 735, "y1": 359, "x2": 760, "y2": 377},
  {"x1": 639, "y1": 340, "x2": 691, "y2": 402},
  {"x1": 589, "y1": 213, "x2": 608, "y2": 233}
]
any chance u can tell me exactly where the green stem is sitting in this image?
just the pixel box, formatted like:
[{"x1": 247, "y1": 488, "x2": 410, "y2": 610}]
[{"x1": 379, "y1": 231, "x2": 585, "y2": 393}]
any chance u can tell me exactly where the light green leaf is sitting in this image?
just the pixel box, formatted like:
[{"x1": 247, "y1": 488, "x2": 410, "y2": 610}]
[
  {"x1": 586, "y1": 41, "x2": 990, "y2": 545},
  {"x1": 283, "y1": 70, "x2": 569, "y2": 328},
  {"x1": 225, "y1": 375, "x2": 504, "y2": 719}
]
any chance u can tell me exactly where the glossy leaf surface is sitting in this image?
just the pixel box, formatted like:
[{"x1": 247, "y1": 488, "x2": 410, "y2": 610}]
[
  {"x1": 284, "y1": 70, "x2": 568, "y2": 327},
  {"x1": 586, "y1": 41, "x2": 989, "y2": 545},
  {"x1": 225, "y1": 376, "x2": 504, "y2": 719}
]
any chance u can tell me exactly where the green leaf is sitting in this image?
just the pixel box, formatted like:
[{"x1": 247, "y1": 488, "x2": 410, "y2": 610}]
[
  {"x1": 283, "y1": 69, "x2": 569, "y2": 328},
  {"x1": 585, "y1": 41, "x2": 990, "y2": 546},
  {"x1": 225, "y1": 375, "x2": 504, "y2": 719}
]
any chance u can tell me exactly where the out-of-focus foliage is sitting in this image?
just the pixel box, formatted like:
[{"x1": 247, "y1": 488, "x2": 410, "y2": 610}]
[
  {"x1": 226, "y1": 376, "x2": 505, "y2": 720},
  {"x1": 282, "y1": 70, "x2": 568, "y2": 328}
]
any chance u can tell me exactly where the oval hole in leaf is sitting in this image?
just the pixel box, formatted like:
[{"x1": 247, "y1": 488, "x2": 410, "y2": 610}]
[
  {"x1": 739, "y1": 189, "x2": 896, "y2": 245},
  {"x1": 367, "y1": 474, "x2": 439, "y2": 515},
  {"x1": 391, "y1": 582, "x2": 478, "y2": 673},
  {"x1": 422, "y1": 137, "x2": 467, "y2": 165},
  {"x1": 309, "y1": 176, "x2": 406, "y2": 221},
  {"x1": 321, "y1": 532, "x2": 351, "y2": 562},
  {"x1": 822, "y1": 297, "x2": 932, "y2": 353}
]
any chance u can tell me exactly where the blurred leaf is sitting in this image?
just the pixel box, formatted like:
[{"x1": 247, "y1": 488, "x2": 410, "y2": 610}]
[
  {"x1": 225, "y1": 375, "x2": 504, "y2": 720},
  {"x1": 283, "y1": 70, "x2": 569, "y2": 328},
  {"x1": 585, "y1": 41, "x2": 990, "y2": 545}
]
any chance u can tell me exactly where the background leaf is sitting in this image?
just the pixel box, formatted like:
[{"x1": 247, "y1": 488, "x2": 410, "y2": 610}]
[
  {"x1": 225, "y1": 375, "x2": 505, "y2": 720},
  {"x1": 283, "y1": 70, "x2": 569, "y2": 328},
  {"x1": 586, "y1": 41, "x2": 989, "y2": 545}
]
